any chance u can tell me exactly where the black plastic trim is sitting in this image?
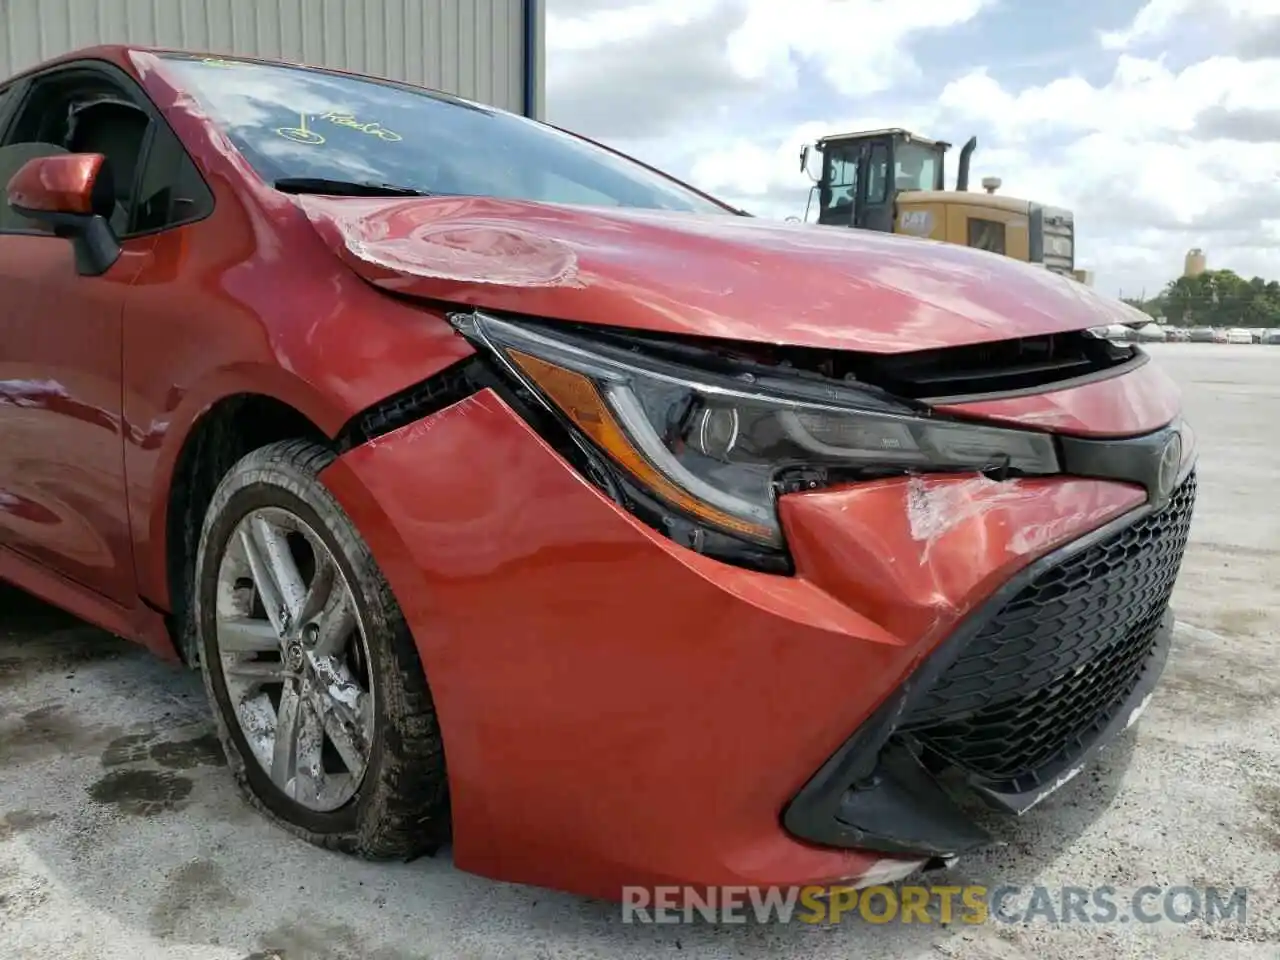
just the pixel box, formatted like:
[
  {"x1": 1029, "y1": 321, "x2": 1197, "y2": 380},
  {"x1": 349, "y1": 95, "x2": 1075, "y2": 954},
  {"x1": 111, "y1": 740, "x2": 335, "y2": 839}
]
[
  {"x1": 1058, "y1": 420, "x2": 1184, "y2": 506},
  {"x1": 333, "y1": 355, "x2": 488, "y2": 452},
  {"x1": 823, "y1": 735, "x2": 994, "y2": 858},
  {"x1": 522, "y1": 0, "x2": 538, "y2": 119},
  {"x1": 781, "y1": 465, "x2": 1192, "y2": 857},
  {"x1": 10, "y1": 207, "x2": 122, "y2": 276},
  {"x1": 921, "y1": 349, "x2": 1148, "y2": 407},
  {"x1": 967, "y1": 608, "x2": 1173, "y2": 814},
  {"x1": 1028, "y1": 202, "x2": 1044, "y2": 264}
]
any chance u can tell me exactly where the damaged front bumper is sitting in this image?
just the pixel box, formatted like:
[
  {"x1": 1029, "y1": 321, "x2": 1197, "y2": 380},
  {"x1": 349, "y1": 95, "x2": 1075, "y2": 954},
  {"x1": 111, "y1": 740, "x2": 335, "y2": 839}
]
[
  {"x1": 320, "y1": 378, "x2": 1196, "y2": 900},
  {"x1": 783, "y1": 468, "x2": 1196, "y2": 859}
]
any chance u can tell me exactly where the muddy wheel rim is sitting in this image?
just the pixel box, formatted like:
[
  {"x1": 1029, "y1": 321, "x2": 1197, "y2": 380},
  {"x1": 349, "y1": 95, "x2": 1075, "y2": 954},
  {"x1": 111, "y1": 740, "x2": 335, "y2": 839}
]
[{"x1": 213, "y1": 506, "x2": 375, "y2": 812}]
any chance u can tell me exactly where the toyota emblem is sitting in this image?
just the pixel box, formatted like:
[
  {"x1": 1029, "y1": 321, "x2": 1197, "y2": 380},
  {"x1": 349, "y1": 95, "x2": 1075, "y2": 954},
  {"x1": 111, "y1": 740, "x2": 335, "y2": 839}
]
[{"x1": 1156, "y1": 432, "x2": 1182, "y2": 499}]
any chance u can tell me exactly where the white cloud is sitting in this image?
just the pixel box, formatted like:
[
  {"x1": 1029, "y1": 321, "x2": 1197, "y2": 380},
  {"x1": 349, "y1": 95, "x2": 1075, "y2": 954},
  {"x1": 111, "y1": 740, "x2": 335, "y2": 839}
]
[
  {"x1": 724, "y1": 0, "x2": 994, "y2": 96},
  {"x1": 1100, "y1": 0, "x2": 1276, "y2": 50},
  {"x1": 548, "y1": 0, "x2": 995, "y2": 129},
  {"x1": 928, "y1": 52, "x2": 1280, "y2": 290},
  {"x1": 547, "y1": 0, "x2": 723, "y2": 53}
]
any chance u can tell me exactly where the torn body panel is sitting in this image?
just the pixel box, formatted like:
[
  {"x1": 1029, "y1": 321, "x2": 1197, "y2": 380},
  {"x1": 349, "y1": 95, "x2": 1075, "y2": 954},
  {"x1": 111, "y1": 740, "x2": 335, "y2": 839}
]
[
  {"x1": 779, "y1": 475, "x2": 1146, "y2": 657},
  {"x1": 319, "y1": 386, "x2": 1149, "y2": 898},
  {"x1": 321, "y1": 388, "x2": 914, "y2": 896}
]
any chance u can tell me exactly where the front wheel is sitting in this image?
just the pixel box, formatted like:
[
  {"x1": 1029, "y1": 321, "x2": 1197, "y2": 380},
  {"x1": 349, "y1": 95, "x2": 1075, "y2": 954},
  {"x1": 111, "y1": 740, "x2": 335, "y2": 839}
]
[{"x1": 193, "y1": 439, "x2": 449, "y2": 857}]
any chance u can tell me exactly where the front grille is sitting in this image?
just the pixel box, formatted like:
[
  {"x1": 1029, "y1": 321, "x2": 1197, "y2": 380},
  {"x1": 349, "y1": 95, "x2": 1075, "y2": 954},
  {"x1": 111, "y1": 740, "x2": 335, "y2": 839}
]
[
  {"x1": 850, "y1": 330, "x2": 1138, "y2": 400},
  {"x1": 902, "y1": 472, "x2": 1197, "y2": 787}
]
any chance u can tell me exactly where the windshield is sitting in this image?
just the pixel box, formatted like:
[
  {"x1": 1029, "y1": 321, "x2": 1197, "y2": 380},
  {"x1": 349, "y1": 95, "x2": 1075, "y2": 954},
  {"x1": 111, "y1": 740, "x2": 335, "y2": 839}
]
[
  {"x1": 158, "y1": 54, "x2": 732, "y2": 214},
  {"x1": 893, "y1": 142, "x2": 941, "y2": 192}
]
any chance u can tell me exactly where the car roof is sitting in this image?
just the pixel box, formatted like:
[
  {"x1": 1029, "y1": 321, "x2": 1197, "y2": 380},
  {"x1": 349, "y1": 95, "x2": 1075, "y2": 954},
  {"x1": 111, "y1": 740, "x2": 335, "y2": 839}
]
[{"x1": 2, "y1": 44, "x2": 464, "y2": 104}]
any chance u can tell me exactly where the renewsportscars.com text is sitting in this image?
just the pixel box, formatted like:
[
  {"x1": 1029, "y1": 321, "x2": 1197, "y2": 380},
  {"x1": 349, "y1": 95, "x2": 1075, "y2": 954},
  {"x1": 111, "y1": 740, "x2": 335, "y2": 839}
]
[{"x1": 621, "y1": 884, "x2": 1248, "y2": 926}]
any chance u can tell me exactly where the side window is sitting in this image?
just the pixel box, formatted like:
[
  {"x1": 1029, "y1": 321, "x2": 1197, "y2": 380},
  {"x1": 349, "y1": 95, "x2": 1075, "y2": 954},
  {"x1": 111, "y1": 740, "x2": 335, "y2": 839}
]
[
  {"x1": 823, "y1": 149, "x2": 857, "y2": 214},
  {"x1": 0, "y1": 71, "x2": 151, "y2": 236},
  {"x1": 131, "y1": 119, "x2": 214, "y2": 233},
  {"x1": 968, "y1": 218, "x2": 1007, "y2": 255},
  {"x1": 0, "y1": 83, "x2": 63, "y2": 235},
  {"x1": 0, "y1": 67, "x2": 212, "y2": 238}
]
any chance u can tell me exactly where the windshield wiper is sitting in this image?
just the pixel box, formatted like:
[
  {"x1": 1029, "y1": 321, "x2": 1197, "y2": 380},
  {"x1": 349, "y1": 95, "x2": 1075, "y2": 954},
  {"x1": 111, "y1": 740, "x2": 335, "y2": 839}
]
[{"x1": 273, "y1": 177, "x2": 431, "y2": 198}]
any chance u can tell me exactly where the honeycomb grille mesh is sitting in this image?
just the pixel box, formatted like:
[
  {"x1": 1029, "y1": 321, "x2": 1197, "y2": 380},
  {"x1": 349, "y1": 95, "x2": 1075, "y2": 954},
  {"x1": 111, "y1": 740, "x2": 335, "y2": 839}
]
[{"x1": 903, "y1": 472, "x2": 1197, "y2": 786}]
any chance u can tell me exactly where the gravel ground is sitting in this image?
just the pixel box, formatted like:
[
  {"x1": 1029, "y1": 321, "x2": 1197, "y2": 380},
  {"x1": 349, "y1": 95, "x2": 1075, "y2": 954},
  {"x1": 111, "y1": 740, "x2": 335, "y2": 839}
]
[{"x1": 1, "y1": 342, "x2": 1277, "y2": 959}]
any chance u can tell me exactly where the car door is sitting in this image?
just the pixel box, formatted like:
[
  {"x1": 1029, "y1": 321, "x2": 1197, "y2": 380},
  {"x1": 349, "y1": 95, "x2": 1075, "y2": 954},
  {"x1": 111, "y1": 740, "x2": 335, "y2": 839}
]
[
  {"x1": 854, "y1": 138, "x2": 895, "y2": 233},
  {"x1": 0, "y1": 63, "x2": 162, "y2": 608}
]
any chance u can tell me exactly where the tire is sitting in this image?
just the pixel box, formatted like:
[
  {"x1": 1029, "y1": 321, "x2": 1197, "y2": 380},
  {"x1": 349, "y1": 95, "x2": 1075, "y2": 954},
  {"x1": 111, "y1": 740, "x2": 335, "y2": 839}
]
[{"x1": 193, "y1": 438, "x2": 449, "y2": 858}]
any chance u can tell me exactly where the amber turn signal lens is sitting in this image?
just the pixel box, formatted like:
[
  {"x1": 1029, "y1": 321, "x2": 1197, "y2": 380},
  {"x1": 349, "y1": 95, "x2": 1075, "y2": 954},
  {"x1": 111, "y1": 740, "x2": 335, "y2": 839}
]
[{"x1": 508, "y1": 349, "x2": 773, "y2": 542}]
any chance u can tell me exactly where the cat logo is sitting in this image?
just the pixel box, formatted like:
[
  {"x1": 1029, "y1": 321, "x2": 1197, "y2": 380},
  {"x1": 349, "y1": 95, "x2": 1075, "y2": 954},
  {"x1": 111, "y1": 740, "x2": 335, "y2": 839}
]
[{"x1": 899, "y1": 210, "x2": 933, "y2": 236}]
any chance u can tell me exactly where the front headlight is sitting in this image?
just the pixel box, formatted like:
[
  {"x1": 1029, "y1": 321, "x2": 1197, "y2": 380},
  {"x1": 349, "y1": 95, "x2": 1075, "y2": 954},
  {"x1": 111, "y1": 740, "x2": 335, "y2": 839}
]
[{"x1": 453, "y1": 312, "x2": 1059, "y2": 548}]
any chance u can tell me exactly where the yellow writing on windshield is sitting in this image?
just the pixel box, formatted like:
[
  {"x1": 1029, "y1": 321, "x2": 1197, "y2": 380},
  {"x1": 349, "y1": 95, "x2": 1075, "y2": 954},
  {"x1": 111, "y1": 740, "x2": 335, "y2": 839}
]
[
  {"x1": 272, "y1": 111, "x2": 402, "y2": 146},
  {"x1": 318, "y1": 111, "x2": 403, "y2": 142},
  {"x1": 274, "y1": 113, "x2": 326, "y2": 145}
]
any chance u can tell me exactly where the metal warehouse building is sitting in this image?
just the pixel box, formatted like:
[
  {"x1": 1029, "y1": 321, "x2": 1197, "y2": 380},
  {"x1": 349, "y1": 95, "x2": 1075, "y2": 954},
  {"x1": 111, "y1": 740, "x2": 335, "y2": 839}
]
[{"x1": 0, "y1": 0, "x2": 545, "y2": 118}]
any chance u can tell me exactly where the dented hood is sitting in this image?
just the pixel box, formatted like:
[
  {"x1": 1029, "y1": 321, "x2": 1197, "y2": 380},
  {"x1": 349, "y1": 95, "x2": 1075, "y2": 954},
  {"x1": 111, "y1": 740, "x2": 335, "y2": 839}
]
[{"x1": 298, "y1": 195, "x2": 1146, "y2": 353}]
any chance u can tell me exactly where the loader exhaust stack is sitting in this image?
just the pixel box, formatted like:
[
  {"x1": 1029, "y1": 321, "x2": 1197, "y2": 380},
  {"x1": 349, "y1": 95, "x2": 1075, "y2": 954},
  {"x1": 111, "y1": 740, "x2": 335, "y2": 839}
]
[{"x1": 956, "y1": 136, "x2": 977, "y2": 191}]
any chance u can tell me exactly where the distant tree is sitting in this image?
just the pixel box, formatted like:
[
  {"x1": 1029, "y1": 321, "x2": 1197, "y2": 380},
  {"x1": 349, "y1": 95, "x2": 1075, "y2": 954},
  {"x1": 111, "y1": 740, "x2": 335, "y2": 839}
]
[{"x1": 1147, "y1": 269, "x2": 1280, "y2": 328}]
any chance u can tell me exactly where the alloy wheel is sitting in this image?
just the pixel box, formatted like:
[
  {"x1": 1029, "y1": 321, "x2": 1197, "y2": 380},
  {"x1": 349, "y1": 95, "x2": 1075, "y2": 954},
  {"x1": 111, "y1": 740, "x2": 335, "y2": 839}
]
[{"x1": 213, "y1": 506, "x2": 375, "y2": 812}]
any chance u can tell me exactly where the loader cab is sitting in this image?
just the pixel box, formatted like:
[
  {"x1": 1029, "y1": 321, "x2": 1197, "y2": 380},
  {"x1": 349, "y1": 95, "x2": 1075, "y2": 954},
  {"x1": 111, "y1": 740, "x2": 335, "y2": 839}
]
[{"x1": 801, "y1": 128, "x2": 948, "y2": 230}]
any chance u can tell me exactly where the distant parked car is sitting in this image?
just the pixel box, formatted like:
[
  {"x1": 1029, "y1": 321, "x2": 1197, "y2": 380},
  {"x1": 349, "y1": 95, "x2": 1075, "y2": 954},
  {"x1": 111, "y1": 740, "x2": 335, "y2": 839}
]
[
  {"x1": 1134, "y1": 323, "x2": 1167, "y2": 342},
  {"x1": 1212, "y1": 329, "x2": 1230, "y2": 343},
  {"x1": 1166, "y1": 328, "x2": 1190, "y2": 342},
  {"x1": 1225, "y1": 328, "x2": 1253, "y2": 344},
  {"x1": 1262, "y1": 329, "x2": 1280, "y2": 345},
  {"x1": 1092, "y1": 323, "x2": 1134, "y2": 342},
  {"x1": 1187, "y1": 327, "x2": 1215, "y2": 342}
]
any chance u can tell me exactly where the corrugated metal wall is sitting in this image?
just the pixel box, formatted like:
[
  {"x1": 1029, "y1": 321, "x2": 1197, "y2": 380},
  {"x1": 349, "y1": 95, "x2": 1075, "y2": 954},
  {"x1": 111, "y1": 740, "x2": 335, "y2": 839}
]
[{"x1": 0, "y1": 0, "x2": 535, "y2": 115}]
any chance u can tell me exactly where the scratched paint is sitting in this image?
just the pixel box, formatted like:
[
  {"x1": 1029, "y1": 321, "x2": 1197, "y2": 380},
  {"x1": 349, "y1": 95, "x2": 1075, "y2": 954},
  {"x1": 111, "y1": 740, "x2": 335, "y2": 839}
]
[
  {"x1": 0, "y1": 379, "x2": 71, "y2": 406},
  {"x1": 904, "y1": 474, "x2": 1025, "y2": 555},
  {"x1": 857, "y1": 857, "x2": 931, "y2": 887},
  {"x1": 1007, "y1": 501, "x2": 1125, "y2": 555},
  {"x1": 1021, "y1": 764, "x2": 1084, "y2": 812}
]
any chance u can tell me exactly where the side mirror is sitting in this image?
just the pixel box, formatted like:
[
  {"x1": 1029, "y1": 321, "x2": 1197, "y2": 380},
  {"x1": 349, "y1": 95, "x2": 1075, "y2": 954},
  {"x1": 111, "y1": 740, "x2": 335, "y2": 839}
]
[
  {"x1": 800, "y1": 142, "x2": 822, "y2": 183},
  {"x1": 7, "y1": 153, "x2": 121, "y2": 275}
]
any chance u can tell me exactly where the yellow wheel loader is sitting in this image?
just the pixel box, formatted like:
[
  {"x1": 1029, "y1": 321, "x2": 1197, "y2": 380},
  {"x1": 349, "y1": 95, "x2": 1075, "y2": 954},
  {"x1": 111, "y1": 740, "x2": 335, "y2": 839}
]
[{"x1": 799, "y1": 128, "x2": 1090, "y2": 283}]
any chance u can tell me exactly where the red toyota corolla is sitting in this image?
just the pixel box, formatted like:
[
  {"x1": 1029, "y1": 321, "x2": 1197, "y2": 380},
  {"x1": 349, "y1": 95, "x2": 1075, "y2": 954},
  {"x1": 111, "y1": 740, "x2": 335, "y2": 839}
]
[{"x1": 0, "y1": 46, "x2": 1195, "y2": 899}]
